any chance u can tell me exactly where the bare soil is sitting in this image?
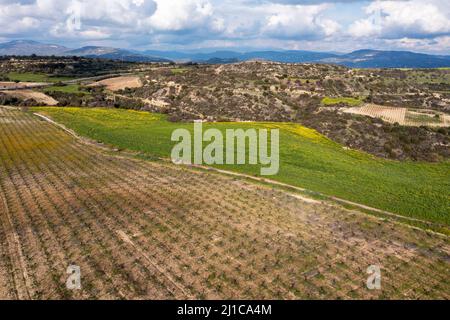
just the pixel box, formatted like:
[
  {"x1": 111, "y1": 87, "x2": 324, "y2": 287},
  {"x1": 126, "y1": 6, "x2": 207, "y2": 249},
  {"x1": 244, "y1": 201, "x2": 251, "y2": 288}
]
[{"x1": 89, "y1": 76, "x2": 143, "y2": 91}]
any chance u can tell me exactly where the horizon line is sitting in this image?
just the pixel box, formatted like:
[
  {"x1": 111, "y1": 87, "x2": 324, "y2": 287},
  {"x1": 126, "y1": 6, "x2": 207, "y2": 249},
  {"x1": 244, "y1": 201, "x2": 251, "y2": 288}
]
[{"x1": 1, "y1": 39, "x2": 449, "y2": 57}]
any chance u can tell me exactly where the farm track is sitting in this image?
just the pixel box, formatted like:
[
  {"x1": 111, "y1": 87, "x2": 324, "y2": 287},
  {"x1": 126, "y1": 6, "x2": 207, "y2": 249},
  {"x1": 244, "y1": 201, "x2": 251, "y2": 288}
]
[{"x1": 0, "y1": 107, "x2": 449, "y2": 300}]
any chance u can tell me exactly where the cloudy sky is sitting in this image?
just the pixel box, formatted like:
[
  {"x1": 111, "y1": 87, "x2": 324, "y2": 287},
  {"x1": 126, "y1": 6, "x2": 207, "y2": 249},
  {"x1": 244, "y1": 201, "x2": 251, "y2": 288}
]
[{"x1": 0, "y1": 0, "x2": 449, "y2": 54}]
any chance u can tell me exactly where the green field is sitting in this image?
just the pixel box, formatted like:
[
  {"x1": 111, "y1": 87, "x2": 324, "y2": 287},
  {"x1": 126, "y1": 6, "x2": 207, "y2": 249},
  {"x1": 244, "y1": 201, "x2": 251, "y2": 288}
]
[
  {"x1": 171, "y1": 68, "x2": 189, "y2": 74},
  {"x1": 7, "y1": 72, "x2": 75, "y2": 83},
  {"x1": 322, "y1": 97, "x2": 363, "y2": 106},
  {"x1": 32, "y1": 107, "x2": 450, "y2": 226},
  {"x1": 42, "y1": 84, "x2": 88, "y2": 95}
]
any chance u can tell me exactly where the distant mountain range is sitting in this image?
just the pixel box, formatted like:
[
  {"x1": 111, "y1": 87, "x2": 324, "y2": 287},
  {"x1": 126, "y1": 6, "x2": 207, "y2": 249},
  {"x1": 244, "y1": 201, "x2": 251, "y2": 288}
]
[
  {"x1": 0, "y1": 40, "x2": 68, "y2": 56},
  {"x1": 320, "y1": 50, "x2": 450, "y2": 68},
  {"x1": 0, "y1": 40, "x2": 171, "y2": 63},
  {"x1": 1, "y1": 40, "x2": 450, "y2": 68},
  {"x1": 64, "y1": 46, "x2": 171, "y2": 63}
]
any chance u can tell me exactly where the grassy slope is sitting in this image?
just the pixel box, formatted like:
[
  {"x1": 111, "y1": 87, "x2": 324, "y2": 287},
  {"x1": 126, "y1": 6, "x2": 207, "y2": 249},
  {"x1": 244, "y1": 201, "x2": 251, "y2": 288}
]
[{"x1": 33, "y1": 107, "x2": 450, "y2": 225}]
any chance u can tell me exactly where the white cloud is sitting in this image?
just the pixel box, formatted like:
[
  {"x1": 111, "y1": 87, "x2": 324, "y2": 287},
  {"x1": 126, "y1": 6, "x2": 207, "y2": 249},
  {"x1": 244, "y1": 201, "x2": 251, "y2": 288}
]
[
  {"x1": 0, "y1": 0, "x2": 448, "y2": 53},
  {"x1": 263, "y1": 4, "x2": 340, "y2": 38},
  {"x1": 147, "y1": 0, "x2": 213, "y2": 31},
  {"x1": 349, "y1": 0, "x2": 450, "y2": 39},
  {"x1": 385, "y1": 36, "x2": 450, "y2": 54},
  {"x1": 0, "y1": 16, "x2": 40, "y2": 34}
]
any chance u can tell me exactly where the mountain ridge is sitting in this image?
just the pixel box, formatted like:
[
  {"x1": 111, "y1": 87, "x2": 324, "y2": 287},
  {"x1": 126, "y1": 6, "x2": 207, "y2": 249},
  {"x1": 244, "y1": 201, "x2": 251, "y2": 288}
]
[{"x1": 1, "y1": 40, "x2": 450, "y2": 68}]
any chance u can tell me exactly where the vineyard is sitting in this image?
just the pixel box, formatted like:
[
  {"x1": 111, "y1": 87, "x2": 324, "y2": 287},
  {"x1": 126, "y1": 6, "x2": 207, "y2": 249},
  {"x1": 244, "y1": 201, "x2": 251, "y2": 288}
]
[
  {"x1": 0, "y1": 106, "x2": 449, "y2": 299},
  {"x1": 344, "y1": 104, "x2": 450, "y2": 127}
]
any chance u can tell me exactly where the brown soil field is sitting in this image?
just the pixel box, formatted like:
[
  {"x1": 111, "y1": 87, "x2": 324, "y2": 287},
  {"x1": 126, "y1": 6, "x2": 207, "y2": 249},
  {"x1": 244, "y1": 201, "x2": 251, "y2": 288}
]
[
  {"x1": 89, "y1": 76, "x2": 143, "y2": 91},
  {"x1": 344, "y1": 104, "x2": 449, "y2": 127},
  {"x1": 0, "y1": 90, "x2": 58, "y2": 106},
  {"x1": 0, "y1": 107, "x2": 449, "y2": 300}
]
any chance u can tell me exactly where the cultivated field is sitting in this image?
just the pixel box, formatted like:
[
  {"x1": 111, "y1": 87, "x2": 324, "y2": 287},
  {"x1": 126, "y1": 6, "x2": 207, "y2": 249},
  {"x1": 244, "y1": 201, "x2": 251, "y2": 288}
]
[
  {"x1": 344, "y1": 104, "x2": 450, "y2": 127},
  {"x1": 89, "y1": 76, "x2": 143, "y2": 91},
  {"x1": 0, "y1": 107, "x2": 449, "y2": 300}
]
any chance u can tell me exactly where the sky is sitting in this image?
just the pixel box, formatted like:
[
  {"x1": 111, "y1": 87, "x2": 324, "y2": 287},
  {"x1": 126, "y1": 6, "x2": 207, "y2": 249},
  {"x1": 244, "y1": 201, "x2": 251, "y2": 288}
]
[{"x1": 0, "y1": 0, "x2": 449, "y2": 54}]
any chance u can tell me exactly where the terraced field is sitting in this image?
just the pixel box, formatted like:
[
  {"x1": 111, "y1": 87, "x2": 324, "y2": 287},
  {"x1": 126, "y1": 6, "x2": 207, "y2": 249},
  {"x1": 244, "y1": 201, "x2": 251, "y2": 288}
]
[{"x1": 0, "y1": 106, "x2": 449, "y2": 300}]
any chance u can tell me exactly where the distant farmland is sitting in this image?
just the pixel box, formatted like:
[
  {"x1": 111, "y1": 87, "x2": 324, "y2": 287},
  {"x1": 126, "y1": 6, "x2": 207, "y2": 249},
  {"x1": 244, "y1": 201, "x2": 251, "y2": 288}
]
[{"x1": 0, "y1": 107, "x2": 449, "y2": 299}]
